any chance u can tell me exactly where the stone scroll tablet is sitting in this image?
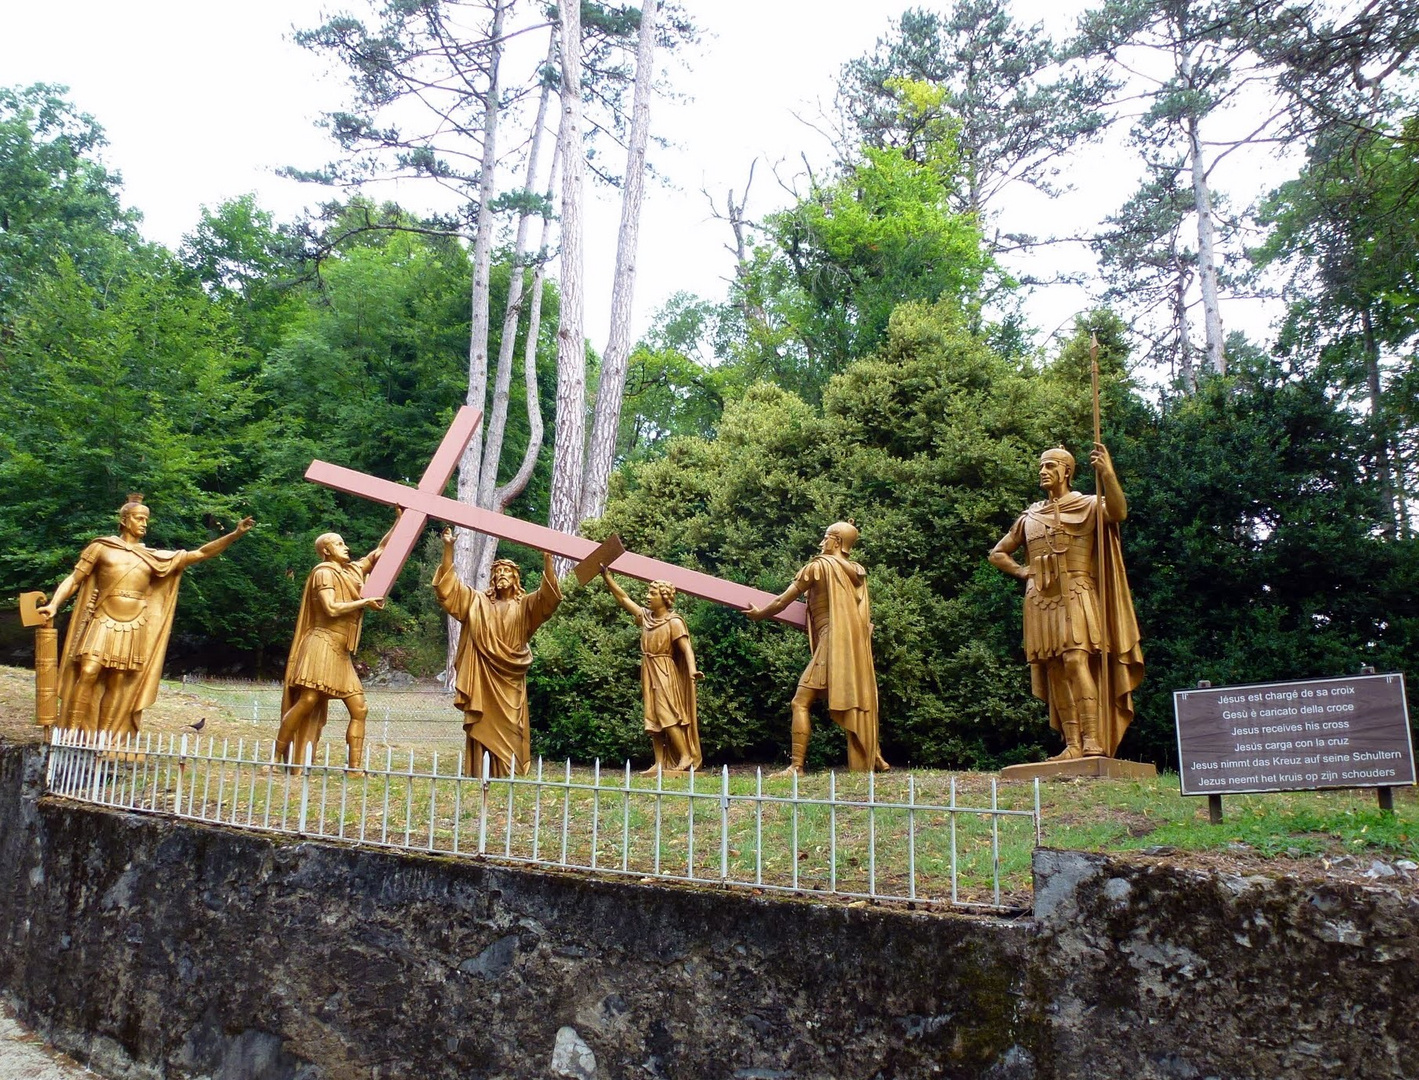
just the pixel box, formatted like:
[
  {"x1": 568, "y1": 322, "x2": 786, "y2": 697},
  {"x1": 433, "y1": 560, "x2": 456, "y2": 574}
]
[{"x1": 1174, "y1": 673, "x2": 1415, "y2": 796}]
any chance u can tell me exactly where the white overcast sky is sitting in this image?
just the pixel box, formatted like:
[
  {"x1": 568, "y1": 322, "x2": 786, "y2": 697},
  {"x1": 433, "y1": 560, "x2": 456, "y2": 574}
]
[{"x1": 1, "y1": 0, "x2": 1289, "y2": 357}]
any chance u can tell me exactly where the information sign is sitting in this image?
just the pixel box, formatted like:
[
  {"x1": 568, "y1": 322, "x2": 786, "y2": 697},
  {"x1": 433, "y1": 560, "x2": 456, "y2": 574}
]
[{"x1": 1174, "y1": 673, "x2": 1414, "y2": 796}]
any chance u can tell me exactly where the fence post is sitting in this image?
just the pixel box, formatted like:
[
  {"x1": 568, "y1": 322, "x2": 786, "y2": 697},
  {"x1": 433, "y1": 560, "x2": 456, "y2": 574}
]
[
  {"x1": 720, "y1": 765, "x2": 730, "y2": 882},
  {"x1": 1034, "y1": 777, "x2": 1042, "y2": 846},
  {"x1": 687, "y1": 766, "x2": 696, "y2": 880},
  {"x1": 907, "y1": 774, "x2": 916, "y2": 901},
  {"x1": 754, "y1": 767, "x2": 763, "y2": 887},
  {"x1": 403, "y1": 750, "x2": 415, "y2": 849},
  {"x1": 949, "y1": 775, "x2": 958, "y2": 907},
  {"x1": 505, "y1": 755, "x2": 517, "y2": 857},
  {"x1": 790, "y1": 769, "x2": 799, "y2": 892},
  {"x1": 478, "y1": 752, "x2": 490, "y2": 856},
  {"x1": 559, "y1": 759, "x2": 571, "y2": 866},
  {"x1": 591, "y1": 759, "x2": 601, "y2": 870},
  {"x1": 452, "y1": 751, "x2": 463, "y2": 855},
  {"x1": 429, "y1": 751, "x2": 440, "y2": 852},
  {"x1": 868, "y1": 768, "x2": 877, "y2": 897},
  {"x1": 174, "y1": 734, "x2": 187, "y2": 815},
  {"x1": 990, "y1": 777, "x2": 1001, "y2": 908},
  {"x1": 45, "y1": 726, "x2": 59, "y2": 789},
  {"x1": 296, "y1": 743, "x2": 312, "y2": 833}
]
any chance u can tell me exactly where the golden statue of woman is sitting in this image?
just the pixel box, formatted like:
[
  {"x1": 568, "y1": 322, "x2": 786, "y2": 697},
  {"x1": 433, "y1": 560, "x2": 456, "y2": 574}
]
[
  {"x1": 988, "y1": 444, "x2": 1144, "y2": 760},
  {"x1": 434, "y1": 528, "x2": 563, "y2": 777},
  {"x1": 275, "y1": 515, "x2": 399, "y2": 770},
  {"x1": 36, "y1": 494, "x2": 254, "y2": 738},
  {"x1": 601, "y1": 567, "x2": 703, "y2": 774},
  {"x1": 743, "y1": 521, "x2": 886, "y2": 775}
]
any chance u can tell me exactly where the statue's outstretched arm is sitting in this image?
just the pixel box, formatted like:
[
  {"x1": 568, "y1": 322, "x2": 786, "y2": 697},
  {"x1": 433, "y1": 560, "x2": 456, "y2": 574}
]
[
  {"x1": 367, "y1": 508, "x2": 403, "y2": 563},
  {"x1": 600, "y1": 565, "x2": 641, "y2": 618},
  {"x1": 742, "y1": 579, "x2": 803, "y2": 621},
  {"x1": 188, "y1": 517, "x2": 256, "y2": 566},
  {"x1": 316, "y1": 585, "x2": 382, "y2": 619}
]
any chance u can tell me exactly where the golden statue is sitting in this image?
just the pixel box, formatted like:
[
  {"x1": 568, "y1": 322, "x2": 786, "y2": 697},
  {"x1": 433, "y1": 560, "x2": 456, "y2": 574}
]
[
  {"x1": 36, "y1": 494, "x2": 254, "y2": 738},
  {"x1": 275, "y1": 516, "x2": 399, "y2": 770},
  {"x1": 988, "y1": 443, "x2": 1144, "y2": 760},
  {"x1": 743, "y1": 522, "x2": 886, "y2": 775},
  {"x1": 601, "y1": 567, "x2": 703, "y2": 773},
  {"x1": 434, "y1": 528, "x2": 563, "y2": 777}
]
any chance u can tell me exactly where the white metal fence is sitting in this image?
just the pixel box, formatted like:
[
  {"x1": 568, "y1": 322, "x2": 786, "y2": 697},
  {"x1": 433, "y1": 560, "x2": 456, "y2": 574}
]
[{"x1": 45, "y1": 727, "x2": 1042, "y2": 911}]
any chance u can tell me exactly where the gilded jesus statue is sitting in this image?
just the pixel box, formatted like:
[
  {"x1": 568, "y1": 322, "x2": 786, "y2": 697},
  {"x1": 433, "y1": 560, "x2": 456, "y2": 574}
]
[{"x1": 434, "y1": 528, "x2": 563, "y2": 777}]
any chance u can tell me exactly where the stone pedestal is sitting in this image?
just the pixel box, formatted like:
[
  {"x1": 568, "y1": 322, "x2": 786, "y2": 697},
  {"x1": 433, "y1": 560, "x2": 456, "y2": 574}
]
[{"x1": 999, "y1": 756, "x2": 1157, "y2": 782}]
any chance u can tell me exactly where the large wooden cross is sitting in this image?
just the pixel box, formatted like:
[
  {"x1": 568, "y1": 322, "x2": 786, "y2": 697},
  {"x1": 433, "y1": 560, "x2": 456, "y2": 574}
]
[{"x1": 305, "y1": 405, "x2": 807, "y2": 627}]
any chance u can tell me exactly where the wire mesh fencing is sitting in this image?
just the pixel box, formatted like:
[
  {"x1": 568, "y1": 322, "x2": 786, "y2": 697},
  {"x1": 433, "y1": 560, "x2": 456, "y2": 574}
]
[{"x1": 45, "y1": 727, "x2": 1042, "y2": 911}]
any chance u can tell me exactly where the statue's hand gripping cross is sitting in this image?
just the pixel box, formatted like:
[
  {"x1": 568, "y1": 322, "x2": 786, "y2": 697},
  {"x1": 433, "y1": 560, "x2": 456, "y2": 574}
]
[{"x1": 305, "y1": 406, "x2": 807, "y2": 627}]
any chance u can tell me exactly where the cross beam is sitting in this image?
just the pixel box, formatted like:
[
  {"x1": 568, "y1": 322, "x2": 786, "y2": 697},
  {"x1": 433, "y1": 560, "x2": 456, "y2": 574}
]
[
  {"x1": 304, "y1": 418, "x2": 807, "y2": 628},
  {"x1": 358, "y1": 405, "x2": 485, "y2": 601}
]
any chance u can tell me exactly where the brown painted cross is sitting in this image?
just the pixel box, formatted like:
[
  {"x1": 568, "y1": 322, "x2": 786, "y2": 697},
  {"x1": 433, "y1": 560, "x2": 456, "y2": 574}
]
[{"x1": 304, "y1": 405, "x2": 807, "y2": 627}]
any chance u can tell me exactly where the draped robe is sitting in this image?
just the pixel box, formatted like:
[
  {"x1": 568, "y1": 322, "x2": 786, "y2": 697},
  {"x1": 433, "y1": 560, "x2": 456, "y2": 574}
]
[
  {"x1": 636, "y1": 608, "x2": 702, "y2": 770},
  {"x1": 281, "y1": 556, "x2": 374, "y2": 761},
  {"x1": 794, "y1": 554, "x2": 883, "y2": 772},
  {"x1": 434, "y1": 564, "x2": 562, "y2": 777}
]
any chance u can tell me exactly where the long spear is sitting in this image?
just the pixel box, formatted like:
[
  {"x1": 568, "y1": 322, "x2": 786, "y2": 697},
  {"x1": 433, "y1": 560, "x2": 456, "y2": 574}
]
[{"x1": 1090, "y1": 330, "x2": 1112, "y2": 755}]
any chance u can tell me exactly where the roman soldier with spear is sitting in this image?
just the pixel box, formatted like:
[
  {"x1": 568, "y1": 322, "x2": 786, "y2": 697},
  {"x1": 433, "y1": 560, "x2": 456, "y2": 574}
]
[{"x1": 988, "y1": 333, "x2": 1145, "y2": 760}]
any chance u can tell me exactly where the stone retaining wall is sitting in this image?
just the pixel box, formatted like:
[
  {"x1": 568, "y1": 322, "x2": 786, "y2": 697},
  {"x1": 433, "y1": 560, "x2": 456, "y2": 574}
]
[{"x1": 1, "y1": 740, "x2": 1415, "y2": 1079}]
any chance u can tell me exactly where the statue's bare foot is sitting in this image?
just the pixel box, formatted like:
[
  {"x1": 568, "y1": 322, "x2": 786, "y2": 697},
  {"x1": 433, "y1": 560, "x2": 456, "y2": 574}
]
[
  {"x1": 1047, "y1": 746, "x2": 1082, "y2": 763},
  {"x1": 640, "y1": 763, "x2": 661, "y2": 776},
  {"x1": 769, "y1": 764, "x2": 803, "y2": 779},
  {"x1": 1080, "y1": 741, "x2": 1106, "y2": 757}
]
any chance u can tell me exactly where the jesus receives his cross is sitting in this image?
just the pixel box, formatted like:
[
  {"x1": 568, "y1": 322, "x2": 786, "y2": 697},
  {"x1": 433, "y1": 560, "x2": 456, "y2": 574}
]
[{"x1": 301, "y1": 406, "x2": 825, "y2": 775}]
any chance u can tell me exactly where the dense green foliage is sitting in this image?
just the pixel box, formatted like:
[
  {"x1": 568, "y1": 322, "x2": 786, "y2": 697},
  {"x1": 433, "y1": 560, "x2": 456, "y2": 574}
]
[
  {"x1": 1113, "y1": 353, "x2": 1419, "y2": 765},
  {"x1": 533, "y1": 310, "x2": 1419, "y2": 769},
  {"x1": 3, "y1": 46, "x2": 1417, "y2": 771},
  {"x1": 532, "y1": 302, "x2": 1098, "y2": 767},
  {"x1": 0, "y1": 90, "x2": 558, "y2": 673}
]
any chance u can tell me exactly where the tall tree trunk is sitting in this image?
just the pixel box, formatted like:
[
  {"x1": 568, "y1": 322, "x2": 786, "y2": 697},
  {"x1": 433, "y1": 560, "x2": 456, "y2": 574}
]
[
  {"x1": 1182, "y1": 51, "x2": 1225, "y2": 376},
  {"x1": 548, "y1": 0, "x2": 587, "y2": 540},
  {"x1": 473, "y1": 145, "x2": 563, "y2": 588},
  {"x1": 1362, "y1": 308, "x2": 1400, "y2": 538},
  {"x1": 1173, "y1": 258, "x2": 1196, "y2": 394},
  {"x1": 579, "y1": 0, "x2": 659, "y2": 523},
  {"x1": 447, "y1": 0, "x2": 507, "y2": 680},
  {"x1": 470, "y1": 27, "x2": 558, "y2": 585}
]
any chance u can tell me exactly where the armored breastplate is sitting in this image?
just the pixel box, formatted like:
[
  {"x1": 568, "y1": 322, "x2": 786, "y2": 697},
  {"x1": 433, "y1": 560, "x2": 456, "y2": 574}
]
[{"x1": 1024, "y1": 506, "x2": 1095, "y2": 596}]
